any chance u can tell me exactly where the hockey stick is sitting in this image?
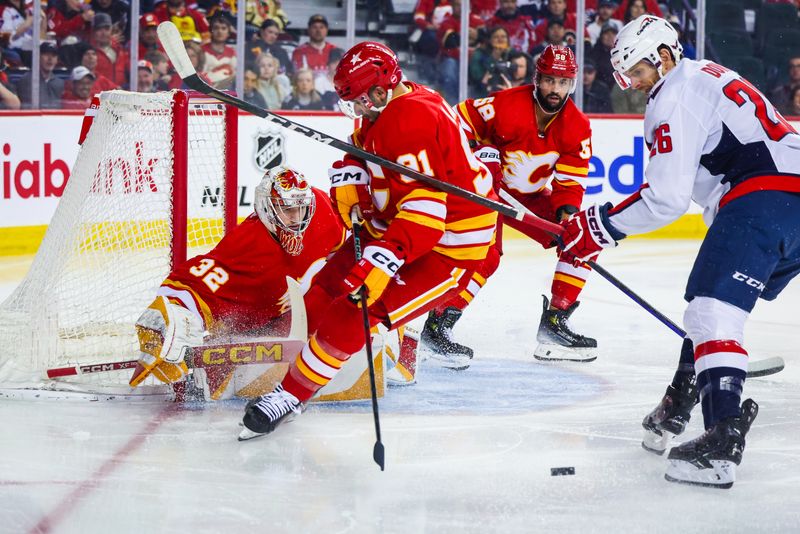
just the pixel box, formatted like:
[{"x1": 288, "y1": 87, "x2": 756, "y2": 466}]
[
  {"x1": 156, "y1": 22, "x2": 562, "y2": 239},
  {"x1": 351, "y1": 211, "x2": 386, "y2": 471},
  {"x1": 499, "y1": 190, "x2": 785, "y2": 379}
]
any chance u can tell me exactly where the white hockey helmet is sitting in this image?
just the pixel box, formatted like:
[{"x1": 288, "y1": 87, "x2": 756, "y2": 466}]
[
  {"x1": 610, "y1": 15, "x2": 683, "y2": 90},
  {"x1": 255, "y1": 166, "x2": 316, "y2": 255}
]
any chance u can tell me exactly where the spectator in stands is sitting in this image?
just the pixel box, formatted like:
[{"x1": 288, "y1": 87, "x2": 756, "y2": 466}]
[
  {"x1": 90, "y1": 12, "x2": 128, "y2": 87},
  {"x1": 137, "y1": 59, "x2": 157, "y2": 93},
  {"x1": 507, "y1": 48, "x2": 533, "y2": 87},
  {"x1": 1, "y1": 0, "x2": 46, "y2": 67},
  {"x1": 590, "y1": 22, "x2": 617, "y2": 89},
  {"x1": 16, "y1": 41, "x2": 64, "y2": 109},
  {"x1": 789, "y1": 86, "x2": 800, "y2": 117},
  {"x1": 202, "y1": 11, "x2": 236, "y2": 89},
  {"x1": 184, "y1": 39, "x2": 207, "y2": 80},
  {"x1": 586, "y1": 0, "x2": 622, "y2": 46},
  {"x1": 282, "y1": 67, "x2": 323, "y2": 110},
  {"x1": 469, "y1": 25, "x2": 512, "y2": 97},
  {"x1": 61, "y1": 65, "x2": 94, "y2": 109},
  {"x1": 0, "y1": 48, "x2": 21, "y2": 109},
  {"x1": 256, "y1": 51, "x2": 289, "y2": 109},
  {"x1": 314, "y1": 47, "x2": 342, "y2": 110},
  {"x1": 145, "y1": 50, "x2": 177, "y2": 90},
  {"x1": 581, "y1": 57, "x2": 612, "y2": 113},
  {"x1": 47, "y1": 0, "x2": 93, "y2": 43},
  {"x1": 622, "y1": 0, "x2": 647, "y2": 23},
  {"x1": 438, "y1": 0, "x2": 485, "y2": 103},
  {"x1": 531, "y1": 17, "x2": 566, "y2": 55},
  {"x1": 90, "y1": 0, "x2": 129, "y2": 42},
  {"x1": 411, "y1": 0, "x2": 452, "y2": 84},
  {"x1": 488, "y1": 0, "x2": 536, "y2": 54},
  {"x1": 614, "y1": 0, "x2": 660, "y2": 21},
  {"x1": 247, "y1": 19, "x2": 292, "y2": 76},
  {"x1": 243, "y1": 67, "x2": 267, "y2": 108},
  {"x1": 770, "y1": 56, "x2": 800, "y2": 116},
  {"x1": 533, "y1": 0, "x2": 576, "y2": 44},
  {"x1": 76, "y1": 42, "x2": 118, "y2": 91},
  {"x1": 472, "y1": 0, "x2": 499, "y2": 22},
  {"x1": 153, "y1": 0, "x2": 210, "y2": 43},
  {"x1": 245, "y1": 0, "x2": 288, "y2": 34},
  {"x1": 138, "y1": 13, "x2": 163, "y2": 59},
  {"x1": 291, "y1": 14, "x2": 335, "y2": 80}
]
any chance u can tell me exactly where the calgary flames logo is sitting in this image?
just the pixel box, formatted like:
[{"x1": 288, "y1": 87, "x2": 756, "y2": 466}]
[
  {"x1": 275, "y1": 170, "x2": 309, "y2": 192},
  {"x1": 502, "y1": 150, "x2": 560, "y2": 194}
]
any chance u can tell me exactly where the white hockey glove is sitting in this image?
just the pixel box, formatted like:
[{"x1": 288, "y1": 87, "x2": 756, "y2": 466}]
[{"x1": 129, "y1": 296, "x2": 206, "y2": 387}]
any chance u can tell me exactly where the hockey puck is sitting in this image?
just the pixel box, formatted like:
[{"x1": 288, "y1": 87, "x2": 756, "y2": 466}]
[{"x1": 550, "y1": 467, "x2": 575, "y2": 476}]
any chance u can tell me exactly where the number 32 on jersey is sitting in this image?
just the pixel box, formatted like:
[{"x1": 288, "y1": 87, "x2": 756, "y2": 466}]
[{"x1": 189, "y1": 258, "x2": 230, "y2": 292}]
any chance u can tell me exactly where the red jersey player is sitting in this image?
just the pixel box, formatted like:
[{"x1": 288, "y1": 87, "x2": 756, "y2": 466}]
[
  {"x1": 128, "y1": 166, "x2": 344, "y2": 388},
  {"x1": 239, "y1": 41, "x2": 498, "y2": 440},
  {"x1": 421, "y1": 45, "x2": 599, "y2": 364}
]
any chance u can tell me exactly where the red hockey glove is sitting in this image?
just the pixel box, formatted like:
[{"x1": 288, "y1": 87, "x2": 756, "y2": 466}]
[
  {"x1": 559, "y1": 204, "x2": 618, "y2": 266},
  {"x1": 329, "y1": 158, "x2": 373, "y2": 230},
  {"x1": 343, "y1": 240, "x2": 406, "y2": 306}
]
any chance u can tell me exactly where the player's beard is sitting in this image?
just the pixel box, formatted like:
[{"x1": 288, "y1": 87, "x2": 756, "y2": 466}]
[{"x1": 535, "y1": 86, "x2": 566, "y2": 114}]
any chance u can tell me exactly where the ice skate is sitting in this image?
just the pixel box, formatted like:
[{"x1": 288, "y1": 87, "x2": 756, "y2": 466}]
[
  {"x1": 533, "y1": 296, "x2": 597, "y2": 362},
  {"x1": 665, "y1": 398, "x2": 758, "y2": 489},
  {"x1": 642, "y1": 375, "x2": 698, "y2": 455},
  {"x1": 419, "y1": 307, "x2": 473, "y2": 371},
  {"x1": 238, "y1": 384, "x2": 303, "y2": 441}
]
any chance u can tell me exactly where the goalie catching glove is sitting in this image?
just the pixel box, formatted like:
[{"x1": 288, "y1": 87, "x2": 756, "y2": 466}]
[
  {"x1": 129, "y1": 296, "x2": 206, "y2": 387},
  {"x1": 343, "y1": 240, "x2": 405, "y2": 306},
  {"x1": 329, "y1": 157, "x2": 373, "y2": 229},
  {"x1": 559, "y1": 203, "x2": 619, "y2": 266}
]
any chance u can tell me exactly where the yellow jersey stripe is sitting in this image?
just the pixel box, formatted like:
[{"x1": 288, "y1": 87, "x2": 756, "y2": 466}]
[
  {"x1": 555, "y1": 163, "x2": 589, "y2": 176},
  {"x1": 445, "y1": 211, "x2": 498, "y2": 231},
  {"x1": 310, "y1": 336, "x2": 344, "y2": 369},
  {"x1": 553, "y1": 272, "x2": 587, "y2": 288},
  {"x1": 388, "y1": 268, "x2": 465, "y2": 324},
  {"x1": 295, "y1": 354, "x2": 329, "y2": 386},
  {"x1": 396, "y1": 211, "x2": 446, "y2": 231}
]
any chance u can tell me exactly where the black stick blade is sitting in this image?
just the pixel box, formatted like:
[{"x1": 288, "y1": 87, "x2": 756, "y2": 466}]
[{"x1": 374, "y1": 442, "x2": 385, "y2": 471}]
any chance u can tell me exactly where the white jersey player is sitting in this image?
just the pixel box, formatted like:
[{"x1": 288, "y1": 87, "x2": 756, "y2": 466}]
[{"x1": 560, "y1": 15, "x2": 800, "y2": 488}]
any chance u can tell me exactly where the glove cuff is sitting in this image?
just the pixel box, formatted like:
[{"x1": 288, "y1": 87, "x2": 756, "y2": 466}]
[{"x1": 362, "y1": 242, "x2": 405, "y2": 277}]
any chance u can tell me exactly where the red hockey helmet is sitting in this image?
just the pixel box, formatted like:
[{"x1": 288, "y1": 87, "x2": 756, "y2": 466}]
[
  {"x1": 255, "y1": 167, "x2": 316, "y2": 256},
  {"x1": 334, "y1": 41, "x2": 403, "y2": 118},
  {"x1": 536, "y1": 45, "x2": 579, "y2": 79}
]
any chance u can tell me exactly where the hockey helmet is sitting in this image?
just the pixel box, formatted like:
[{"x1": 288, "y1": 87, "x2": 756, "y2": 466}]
[
  {"x1": 535, "y1": 45, "x2": 578, "y2": 94},
  {"x1": 334, "y1": 41, "x2": 403, "y2": 119},
  {"x1": 610, "y1": 15, "x2": 683, "y2": 90},
  {"x1": 255, "y1": 167, "x2": 316, "y2": 255}
]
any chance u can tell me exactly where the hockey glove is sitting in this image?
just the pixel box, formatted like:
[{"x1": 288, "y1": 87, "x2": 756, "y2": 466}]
[
  {"x1": 472, "y1": 144, "x2": 503, "y2": 190},
  {"x1": 129, "y1": 296, "x2": 205, "y2": 387},
  {"x1": 559, "y1": 204, "x2": 618, "y2": 266},
  {"x1": 329, "y1": 157, "x2": 373, "y2": 229},
  {"x1": 343, "y1": 240, "x2": 405, "y2": 306}
]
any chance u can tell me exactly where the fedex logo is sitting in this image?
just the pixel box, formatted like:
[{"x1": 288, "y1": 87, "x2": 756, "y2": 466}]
[{"x1": 586, "y1": 136, "x2": 646, "y2": 196}]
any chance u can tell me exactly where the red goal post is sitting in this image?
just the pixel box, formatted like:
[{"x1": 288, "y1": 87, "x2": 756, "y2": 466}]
[{"x1": 0, "y1": 90, "x2": 238, "y2": 400}]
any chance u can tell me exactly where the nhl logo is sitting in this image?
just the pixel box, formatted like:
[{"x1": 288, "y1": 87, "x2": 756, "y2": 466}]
[{"x1": 254, "y1": 131, "x2": 286, "y2": 172}]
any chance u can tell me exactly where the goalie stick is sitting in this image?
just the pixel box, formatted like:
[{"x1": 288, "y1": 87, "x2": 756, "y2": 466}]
[
  {"x1": 156, "y1": 22, "x2": 784, "y2": 380},
  {"x1": 500, "y1": 189, "x2": 785, "y2": 379}
]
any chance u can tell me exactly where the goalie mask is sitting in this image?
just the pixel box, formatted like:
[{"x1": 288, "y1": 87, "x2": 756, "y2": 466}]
[
  {"x1": 255, "y1": 167, "x2": 316, "y2": 256},
  {"x1": 533, "y1": 45, "x2": 578, "y2": 114},
  {"x1": 610, "y1": 15, "x2": 683, "y2": 90},
  {"x1": 334, "y1": 41, "x2": 403, "y2": 119}
]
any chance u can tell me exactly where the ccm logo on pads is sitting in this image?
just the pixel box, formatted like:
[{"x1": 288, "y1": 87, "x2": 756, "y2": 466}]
[{"x1": 732, "y1": 271, "x2": 765, "y2": 291}]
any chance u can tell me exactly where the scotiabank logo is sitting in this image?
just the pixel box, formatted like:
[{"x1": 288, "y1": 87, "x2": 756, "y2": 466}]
[
  {"x1": 91, "y1": 141, "x2": 160, "y2": 194},
  {"x1": 1, "y1": 142, "x2": 70, "y2": 199}
]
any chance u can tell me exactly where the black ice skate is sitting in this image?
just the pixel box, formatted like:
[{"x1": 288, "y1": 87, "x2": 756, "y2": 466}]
[
  {"x1": 533, "y1": 296, "x2": 597, "y2": 362},
  {"x1": 642, "y1": 374, "x2": 698, "y2": 455},
  {"x1": 665, "y1": 398, "x2": 758, "y2": 489},
  {"x1": 419, "y1": 307, "x2": 473, "y2": 371},
  {"x1": 238, "y1": 384, "x2": 303, "y2": 441}
]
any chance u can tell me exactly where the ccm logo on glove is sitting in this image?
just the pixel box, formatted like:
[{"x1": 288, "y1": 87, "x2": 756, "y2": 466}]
[{"x1": 365, "y1": 247, "x2": 402, "y2": 275}]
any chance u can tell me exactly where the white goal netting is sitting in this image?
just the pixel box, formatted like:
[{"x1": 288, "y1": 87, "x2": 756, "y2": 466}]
[{"x1": 0, "y1": 90, "x2": 236, "y2": 399}]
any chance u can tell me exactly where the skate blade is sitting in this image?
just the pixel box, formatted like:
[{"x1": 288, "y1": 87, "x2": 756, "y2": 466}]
[
  {"x1": 423, "y1": 350, "x2": 471, "y2": 371},
  {"x1": 664, "y1": 459, "x2": 736, "y2": 489},
  {"x1": 533, "y1": 343, "x2": 596, "y2": 362},
  {"x1": 641, "y1": 429, "x2": 674, "y2": 456},
  {"x1": 237, "y1": 427, "x2": 268, "y2": 441}
]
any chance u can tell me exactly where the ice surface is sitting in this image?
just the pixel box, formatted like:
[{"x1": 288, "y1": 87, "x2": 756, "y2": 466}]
[{"x1": 1, "y1": 240, "x2": 798, "y2": 533}]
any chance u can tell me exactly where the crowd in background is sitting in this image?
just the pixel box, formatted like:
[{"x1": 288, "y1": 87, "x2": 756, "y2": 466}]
[{"x1": 1, "y1": 0, "x2": 799, "y2": 115}]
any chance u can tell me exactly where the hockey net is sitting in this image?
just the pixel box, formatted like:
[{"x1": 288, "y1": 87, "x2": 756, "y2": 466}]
[{"x1": 0, "y1": 90, "x2": 238, "y2": 400}]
